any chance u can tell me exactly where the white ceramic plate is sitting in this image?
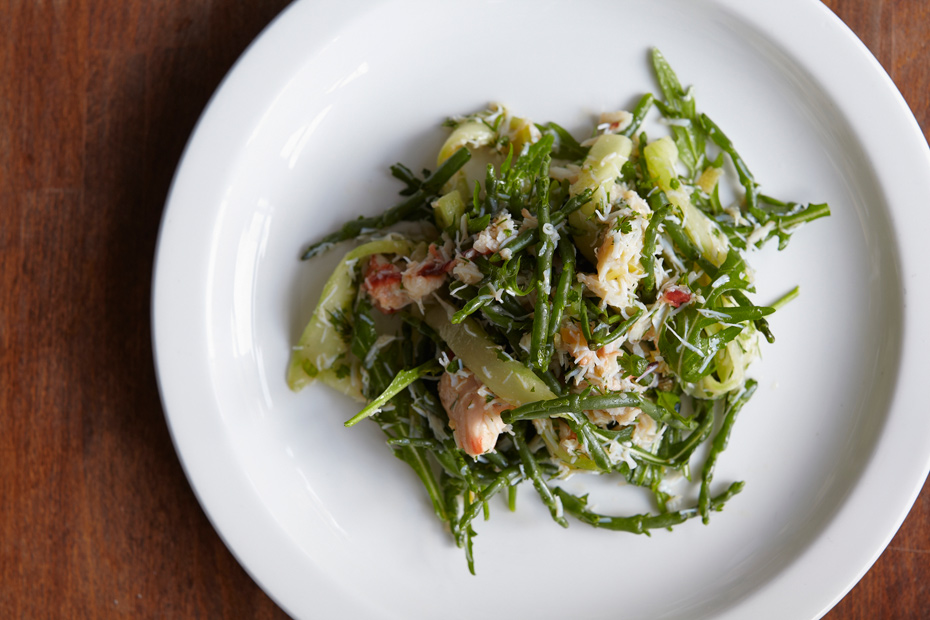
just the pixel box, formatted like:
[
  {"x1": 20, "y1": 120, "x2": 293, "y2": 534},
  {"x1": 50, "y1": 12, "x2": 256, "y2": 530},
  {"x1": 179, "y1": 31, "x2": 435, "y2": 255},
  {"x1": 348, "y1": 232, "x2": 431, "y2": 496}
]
[{"x1": 152, "y1": 1, "x2": 930, "y2": 618}]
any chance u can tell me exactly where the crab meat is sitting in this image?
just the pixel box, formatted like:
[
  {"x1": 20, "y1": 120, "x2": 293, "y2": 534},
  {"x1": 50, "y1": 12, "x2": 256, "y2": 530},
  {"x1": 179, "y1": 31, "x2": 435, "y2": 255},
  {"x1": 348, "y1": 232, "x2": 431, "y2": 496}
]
[
  {"x1": 558, "y1": 322, "x2": 601, "y2": 370},
  {"x1": 402, "y1": 244, "x2": 451, "y2": 299},
  {"x1": 438, "y1": 368, "x2": 510, "y2": 457},
  {"x1": 362, "y1": 245, "x2": 451, "y2": 313},
  {"x1": 362, "y1": 255, "x2": 406, "y2": 313},
  {"x1": 557, "y1": 322, "x2": 648, "y2": 393},
  {"x1": 598, "y1": 110, "x2": 633, "y2": 133},
  {"x1": 472, "y1": 212, "x2": 516, "y2": 255},
  {"x1": 632, "y1": 413, "x2": 663, "y2": 450},
  {"x1": 451, "y1": 257, "x2": 483, "y2": 285},
  {"x1": 576, "y1": 207, "x2": 649, "y2": 311},
  {"x1": 661, "y1": 285, "x2": 691, "y2": 308}
]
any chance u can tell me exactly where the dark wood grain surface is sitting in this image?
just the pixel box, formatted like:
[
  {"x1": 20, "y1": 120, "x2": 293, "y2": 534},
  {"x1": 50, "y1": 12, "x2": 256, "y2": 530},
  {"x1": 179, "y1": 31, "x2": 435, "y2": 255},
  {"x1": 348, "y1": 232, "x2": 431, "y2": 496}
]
[{"x1": 1, "y1": 1, "x2": 927, "y2": 618}]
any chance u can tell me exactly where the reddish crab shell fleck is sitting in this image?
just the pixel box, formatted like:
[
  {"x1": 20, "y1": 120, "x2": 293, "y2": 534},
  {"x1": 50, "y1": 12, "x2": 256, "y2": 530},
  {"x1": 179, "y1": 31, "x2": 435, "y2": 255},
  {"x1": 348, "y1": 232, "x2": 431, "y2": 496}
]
[{"x1": 662, "y1": 286, "x2": 692, "y2": 308}]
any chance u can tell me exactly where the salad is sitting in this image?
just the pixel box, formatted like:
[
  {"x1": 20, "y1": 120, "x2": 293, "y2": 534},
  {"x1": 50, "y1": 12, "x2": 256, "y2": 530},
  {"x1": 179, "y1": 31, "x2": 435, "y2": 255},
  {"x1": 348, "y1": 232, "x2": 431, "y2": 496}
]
[{"x1": 288, "y1": 49, "x2": 829, "y2": 573}]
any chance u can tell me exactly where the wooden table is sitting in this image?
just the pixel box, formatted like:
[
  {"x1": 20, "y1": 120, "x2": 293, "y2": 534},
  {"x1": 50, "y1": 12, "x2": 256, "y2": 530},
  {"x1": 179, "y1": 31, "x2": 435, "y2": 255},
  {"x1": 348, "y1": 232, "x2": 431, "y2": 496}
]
[{"x1": 1, "y1": 1, "x2": 927, "y2": 617}]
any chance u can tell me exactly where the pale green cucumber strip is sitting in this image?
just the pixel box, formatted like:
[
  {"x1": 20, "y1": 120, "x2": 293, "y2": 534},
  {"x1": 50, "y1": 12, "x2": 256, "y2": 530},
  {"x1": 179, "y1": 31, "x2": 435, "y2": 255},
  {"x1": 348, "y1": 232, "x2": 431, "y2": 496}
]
[
  {"x1": 644, "y1": 136, "x2": 728, "y2": 267},
  {"x1": 422, "y1": 305, "x2": 556, "y2": 406},
  {"x1": 288, "y1": 238, "x2": 413, "y2": 393}
]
